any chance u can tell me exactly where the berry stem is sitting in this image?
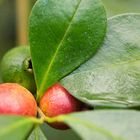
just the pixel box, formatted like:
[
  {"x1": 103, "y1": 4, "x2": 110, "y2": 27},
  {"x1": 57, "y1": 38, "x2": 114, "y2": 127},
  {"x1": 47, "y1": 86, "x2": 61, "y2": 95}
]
[{"x1": 37, "y1": 107, "x2": 63, "y2": 123}]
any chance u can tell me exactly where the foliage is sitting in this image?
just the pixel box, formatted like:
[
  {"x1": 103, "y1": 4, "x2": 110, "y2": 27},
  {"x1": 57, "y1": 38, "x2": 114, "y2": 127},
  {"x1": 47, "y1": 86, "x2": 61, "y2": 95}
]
[
  {"x1": 102, "y1": 0, "x2": 140, "y2": 17},
  {"x1": 29, "y1": 0, "x2": 107, "y2": 100},
  {"x1": 61, "y1": 13, "x2": 140, "y2": 109},
  {"x1": 0, "y1": 0, "x2": 140, "y2": 140}
]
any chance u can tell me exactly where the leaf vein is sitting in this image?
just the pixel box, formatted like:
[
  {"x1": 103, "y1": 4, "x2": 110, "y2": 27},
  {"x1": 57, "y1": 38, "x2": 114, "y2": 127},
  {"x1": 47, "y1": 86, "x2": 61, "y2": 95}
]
[
  {"x1": 59, "y1": 115, "x2": 126, "y2": 140},
  {"x1": 38, "y1": 0, "x2": 82, "y2": 96}
]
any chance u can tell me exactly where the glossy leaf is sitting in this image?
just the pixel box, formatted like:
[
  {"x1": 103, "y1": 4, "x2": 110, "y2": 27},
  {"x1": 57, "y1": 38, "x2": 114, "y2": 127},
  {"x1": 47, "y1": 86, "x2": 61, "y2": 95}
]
[
  {"x1": 60, "y1": 110, "x2": 140, "y2": 140},
  {"x1": 61, "y1": 13, "x2": 140, "y2": 108},
  {"x1": 0, "y1": 115, "x2": 40, "y2": 140},
  {"x1": 29, "y1": 0, "x2": 107, "y2": 99},
  {"x1": 28, "y1": 127, "x2": 48, "y2": 140}
]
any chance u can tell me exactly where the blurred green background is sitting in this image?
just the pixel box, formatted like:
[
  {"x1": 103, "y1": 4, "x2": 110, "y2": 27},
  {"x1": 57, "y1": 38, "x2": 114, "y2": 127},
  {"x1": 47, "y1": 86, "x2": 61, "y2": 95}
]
[{"x1": 0, "y1": 0, "x2": 140, "y2": 139}]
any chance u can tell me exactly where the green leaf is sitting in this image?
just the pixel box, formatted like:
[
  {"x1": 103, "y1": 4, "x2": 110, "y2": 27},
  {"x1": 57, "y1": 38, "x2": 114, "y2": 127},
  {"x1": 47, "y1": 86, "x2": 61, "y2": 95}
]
[
  {"x1": 0, "y1": 115, "x2": 41, "y2": 140},
  {"x1": 28, "y1": 127, "x2": 48, "y2": 140},
  {"x1": 60, "y1": 110, "x2": 140, "y2": 140},
  {"x1": 41, "y1": 124, "x2": 81, "y2": 140},
  {"x1": 29, "y1": 0, "x2": 107, "y2": 99},
  {"x1": 102, "y1": 0, "x2": 140, "y2": 17},
  {"x1": 61, "y1": 13, "x2": 140, "y2": 108}
]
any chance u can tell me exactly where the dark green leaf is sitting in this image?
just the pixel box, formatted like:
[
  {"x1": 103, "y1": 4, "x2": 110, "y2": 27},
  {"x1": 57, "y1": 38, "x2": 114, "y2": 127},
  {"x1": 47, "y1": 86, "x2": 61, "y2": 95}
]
[
  {"x1": 28, "y1": 127, "x2": 48, "y2": 140},
  {"x1": 60, "y1": 110, "x2": 140, "y2": 140},
  {"x1": 29, "y1": 0, "x2": 107, "y2": 99},
  {"x1": 61, "y1": 13, "x2": 140, "y2": 108},
  {"x1": 0, "y1": 115, "x2": 40, "y2": 140}
]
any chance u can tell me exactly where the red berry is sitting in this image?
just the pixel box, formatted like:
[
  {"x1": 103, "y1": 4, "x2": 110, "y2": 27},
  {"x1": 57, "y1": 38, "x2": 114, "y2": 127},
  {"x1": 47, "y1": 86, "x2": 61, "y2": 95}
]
[
  {"x1": 0, "y1": 83, "x2": 37, "y2": 117},
  {"x1": 40, "y1": 83, "x2": 82, "y2": 130}
]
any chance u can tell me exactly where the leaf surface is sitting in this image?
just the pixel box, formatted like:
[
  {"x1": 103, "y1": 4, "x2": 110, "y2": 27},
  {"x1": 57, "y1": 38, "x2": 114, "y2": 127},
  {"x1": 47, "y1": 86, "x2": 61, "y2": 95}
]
[
  {"x1": 41, "y1": 124, "x2": 81, "y2": 140},
  {"x1": 0, "y1": 115, "x2": 40, "y2": 140},
  {"x1": 61, "y1": 13, "x2": 140, "y2": 108},
  {"x1": 102, "y1": 0, "x2": 140, "y2": 17},
  {"x1": 60, "y1": 110, "x2": 140, "y2": 140},
  {"x1": 28, "y1": 127, "x2": 48, "y2": 140},
  {"x1": 29, "y1": 0, "x2": 107, "y2": 99}
]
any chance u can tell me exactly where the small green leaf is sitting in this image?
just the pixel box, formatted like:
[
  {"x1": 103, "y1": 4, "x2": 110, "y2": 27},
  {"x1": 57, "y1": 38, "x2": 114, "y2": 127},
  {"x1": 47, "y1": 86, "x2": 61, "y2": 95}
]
[
  {"x1": 61, "y1": 13, "x2": 140, "y2": 108},
  {"x1": 28, "y1": 127, "x2": 48, "y2": 140},
  {"x1": 0, "y1": 115, "x2": 41, "y2": 140},
  {"x1": 60, "y1": 110, "x2": 140, "y2": 140},
  {"x1": 29, "y1": 0, "x2": 107, "y2": 99}
]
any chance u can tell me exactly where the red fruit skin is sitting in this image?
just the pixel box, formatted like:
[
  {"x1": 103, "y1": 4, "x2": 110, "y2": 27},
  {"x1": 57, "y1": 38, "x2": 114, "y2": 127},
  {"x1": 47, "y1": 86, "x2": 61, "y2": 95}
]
[
  {"x1": 0, "y1": 83, "x2": 37, "y2": 117},
  {"x1": 40, "y1": 83, "x2": 82, "y2": 130}
]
